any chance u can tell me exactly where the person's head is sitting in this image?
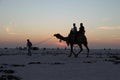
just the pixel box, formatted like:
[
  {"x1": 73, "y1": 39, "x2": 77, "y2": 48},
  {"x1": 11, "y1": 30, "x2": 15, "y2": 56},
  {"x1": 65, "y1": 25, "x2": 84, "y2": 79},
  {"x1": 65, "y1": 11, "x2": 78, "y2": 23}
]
[
  {"x1": 27, "y1": 39, "x2": 30, "y2": 42},
  {"x1": 80, "y1": 23, "x2": 83, "y2": 26},
  {"x1": 73, "y1": 23, "x2": 76, "y2": 26}
]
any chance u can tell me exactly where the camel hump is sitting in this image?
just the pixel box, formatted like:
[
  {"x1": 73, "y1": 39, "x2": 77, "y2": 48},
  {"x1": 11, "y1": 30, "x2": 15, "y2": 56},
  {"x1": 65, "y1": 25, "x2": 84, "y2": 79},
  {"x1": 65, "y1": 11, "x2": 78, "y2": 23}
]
[
  {"x1": 77, "y1": 32, "x2": 86, "y2": 38},
  {"x1": 68, "y1": 32, "x2": 87, "y2": 43}
]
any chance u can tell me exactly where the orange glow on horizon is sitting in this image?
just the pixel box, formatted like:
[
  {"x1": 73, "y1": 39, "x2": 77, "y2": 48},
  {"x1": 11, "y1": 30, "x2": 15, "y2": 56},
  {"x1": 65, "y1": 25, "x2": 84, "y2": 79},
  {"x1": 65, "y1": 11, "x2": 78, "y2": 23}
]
[{"x1": 55, "y1": 41, "x2": 67, "y2": 47}]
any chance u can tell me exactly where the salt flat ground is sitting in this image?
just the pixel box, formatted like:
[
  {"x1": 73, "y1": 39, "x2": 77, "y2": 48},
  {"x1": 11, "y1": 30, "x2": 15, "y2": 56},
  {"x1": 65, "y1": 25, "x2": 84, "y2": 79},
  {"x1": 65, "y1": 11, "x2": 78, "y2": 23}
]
[{"x1": 0, "y1": 49, "x2": 120, "y2": 80}]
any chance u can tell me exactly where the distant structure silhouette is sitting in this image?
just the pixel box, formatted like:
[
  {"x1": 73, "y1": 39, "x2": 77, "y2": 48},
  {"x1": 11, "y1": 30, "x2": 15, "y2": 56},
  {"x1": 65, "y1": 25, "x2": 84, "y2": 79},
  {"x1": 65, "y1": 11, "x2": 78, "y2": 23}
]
[{"x1": 27, "y1": 39, "x2": 32, "y2": 56}]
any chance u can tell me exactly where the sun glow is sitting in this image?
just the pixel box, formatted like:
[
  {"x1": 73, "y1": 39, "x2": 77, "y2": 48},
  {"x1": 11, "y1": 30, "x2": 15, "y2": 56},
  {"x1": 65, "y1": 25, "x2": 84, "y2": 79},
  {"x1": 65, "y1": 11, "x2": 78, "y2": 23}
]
[{"x1": 55, "y1": 41, "x2": 67, "y2": 47}]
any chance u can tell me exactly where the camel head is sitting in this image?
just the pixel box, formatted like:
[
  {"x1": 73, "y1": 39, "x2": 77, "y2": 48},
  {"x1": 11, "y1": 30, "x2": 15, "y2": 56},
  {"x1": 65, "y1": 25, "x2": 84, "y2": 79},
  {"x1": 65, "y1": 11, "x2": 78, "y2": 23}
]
[
  {"x1": 54, "y1": 33, "x2": 61, "y2": 38},
  {"x1": 54, "y1": 33, "x2": 67, "y2": 42}
]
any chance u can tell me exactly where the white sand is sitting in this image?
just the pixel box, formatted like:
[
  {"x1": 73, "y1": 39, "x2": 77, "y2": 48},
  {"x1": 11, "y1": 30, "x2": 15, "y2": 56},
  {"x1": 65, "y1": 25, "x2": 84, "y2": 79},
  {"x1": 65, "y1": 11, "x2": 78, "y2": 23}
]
[{"x1": 0, "y1": 49, "x2": 120, "y2": 80}]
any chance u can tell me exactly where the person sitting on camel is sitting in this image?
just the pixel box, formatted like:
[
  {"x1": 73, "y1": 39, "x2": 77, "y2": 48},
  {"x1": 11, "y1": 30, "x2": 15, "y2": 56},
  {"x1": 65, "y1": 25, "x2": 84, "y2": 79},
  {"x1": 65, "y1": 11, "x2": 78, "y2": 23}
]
[
  {"x1": 67, "y1": 23, "x2": 77, "y2": 46},
  {"x1": 78, "y1": 23, "x2": 85, "y2": 35},
  {"x1": 70, "y1": 23, "x2": 77, "y2": 35}
]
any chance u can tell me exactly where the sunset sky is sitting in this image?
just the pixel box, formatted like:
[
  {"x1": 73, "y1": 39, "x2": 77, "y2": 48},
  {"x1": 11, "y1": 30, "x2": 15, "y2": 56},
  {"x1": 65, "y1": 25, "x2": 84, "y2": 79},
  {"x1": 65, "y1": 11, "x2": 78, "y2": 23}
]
[{"x1": 0, "y1": 0, "x2": 120, "y2": 49}]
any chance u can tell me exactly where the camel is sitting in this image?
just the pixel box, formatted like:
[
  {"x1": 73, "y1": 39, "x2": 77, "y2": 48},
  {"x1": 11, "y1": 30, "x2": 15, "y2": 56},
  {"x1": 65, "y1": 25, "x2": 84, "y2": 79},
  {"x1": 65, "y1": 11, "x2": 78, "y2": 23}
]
[{"x1": 54, "y1": 33, "x2": 89, "y2": 57}]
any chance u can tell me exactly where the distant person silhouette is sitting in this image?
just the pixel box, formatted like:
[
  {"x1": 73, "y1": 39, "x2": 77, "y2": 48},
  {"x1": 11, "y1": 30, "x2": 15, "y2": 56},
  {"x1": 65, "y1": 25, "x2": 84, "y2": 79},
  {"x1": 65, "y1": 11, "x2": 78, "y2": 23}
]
[
  {"x1": 79, "y1": 23, "x2": 85, "y2": 35},
  {"x1": 27, "y1": 39, "x2": 32, "y2": 56},
  {"x1": 67, "y1": 23, "x2": 77, "y2": 45}
]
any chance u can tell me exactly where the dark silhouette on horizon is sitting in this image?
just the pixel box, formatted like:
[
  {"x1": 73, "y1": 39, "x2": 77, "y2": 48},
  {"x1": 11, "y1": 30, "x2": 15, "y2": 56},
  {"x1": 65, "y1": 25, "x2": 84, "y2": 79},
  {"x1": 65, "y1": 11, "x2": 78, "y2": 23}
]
[
  {"x1": 54, "y1": 23, "x2": 89, "y2": 57},
  {"x1": 27, "y1": 39, "x2": 32, "y2": 56}
]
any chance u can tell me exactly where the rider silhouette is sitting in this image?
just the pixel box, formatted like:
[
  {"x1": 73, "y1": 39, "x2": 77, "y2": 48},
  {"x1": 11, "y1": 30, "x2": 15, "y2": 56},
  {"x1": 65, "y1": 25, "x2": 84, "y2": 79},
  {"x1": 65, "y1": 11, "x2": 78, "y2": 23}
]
[
  {"x1": 70, "y1": 23, "x2": 77, "y2": 35},
  {"x1": 67, "y1": 23, "x2": 77, "y2": 46},
  {"x1": 78, "y1": 23, "x2": 85, "y2": 35}
]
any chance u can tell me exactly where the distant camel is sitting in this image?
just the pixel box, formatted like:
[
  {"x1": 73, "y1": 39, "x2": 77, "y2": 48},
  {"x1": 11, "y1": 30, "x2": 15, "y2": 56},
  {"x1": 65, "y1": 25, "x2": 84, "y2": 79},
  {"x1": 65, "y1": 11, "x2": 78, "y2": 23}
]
[{"x1": 54, "y1": 33, "x2": 89, "y2": 57}]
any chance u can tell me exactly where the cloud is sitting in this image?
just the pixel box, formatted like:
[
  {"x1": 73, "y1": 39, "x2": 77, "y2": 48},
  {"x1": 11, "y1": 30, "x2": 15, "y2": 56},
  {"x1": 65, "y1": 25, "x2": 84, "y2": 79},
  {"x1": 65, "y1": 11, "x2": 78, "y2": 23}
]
[
  {"x1": 5, "y1": 27, "x2": 26, "y2": 36},
  {"x1": 5, "y1": 27, "x2": 17, "y2": 35},
  {"x1": 4, "y1": 21, "x2": 24, "y2": 35},
  {"x1": 6, "y1": 27, "x2": 10, "y2": 32},
  {"x1": 98, "y1": 26, "x2": 120, "y2": 30}
]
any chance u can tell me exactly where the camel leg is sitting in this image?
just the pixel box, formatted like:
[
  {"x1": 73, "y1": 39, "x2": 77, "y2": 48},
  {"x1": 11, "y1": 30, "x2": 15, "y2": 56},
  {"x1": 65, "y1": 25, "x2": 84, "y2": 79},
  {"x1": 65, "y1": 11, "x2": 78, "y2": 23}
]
[
  {"x1": 68, "y1": 44, "x2": 73, "y2": 57},
  {"x1": 76, "y1": 44, "x2": 83, "y2": 57},
  {"x1": 83, "y1": 43, "x2": 89, "y2": 57},
  {"x1": 71, "y1": 45, "x2": 77, "y2": 57},
  {"x1": 68, "y1": 44, "x2": 76, "y2": 57}
]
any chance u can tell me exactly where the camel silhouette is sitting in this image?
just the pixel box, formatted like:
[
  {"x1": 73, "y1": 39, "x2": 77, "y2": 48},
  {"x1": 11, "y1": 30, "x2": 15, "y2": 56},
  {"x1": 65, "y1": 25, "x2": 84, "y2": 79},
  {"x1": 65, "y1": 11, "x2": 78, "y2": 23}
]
[{"x1": 54, "y1": 33, "x2": 89, "y2": 57}]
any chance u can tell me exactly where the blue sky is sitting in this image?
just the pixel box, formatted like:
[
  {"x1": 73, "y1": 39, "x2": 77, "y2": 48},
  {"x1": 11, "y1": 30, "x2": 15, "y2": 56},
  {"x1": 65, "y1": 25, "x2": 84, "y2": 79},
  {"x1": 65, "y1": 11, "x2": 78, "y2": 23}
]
[{"x1": 0, "y1": 0, "x2": 120, "y2": 48}]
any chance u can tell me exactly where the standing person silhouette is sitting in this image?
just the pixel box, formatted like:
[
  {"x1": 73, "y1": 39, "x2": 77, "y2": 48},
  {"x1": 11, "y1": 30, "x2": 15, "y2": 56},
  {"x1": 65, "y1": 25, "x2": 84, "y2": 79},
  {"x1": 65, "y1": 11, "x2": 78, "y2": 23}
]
[
  {"x1": 79, "y1": 23, "x2": 85, "y2": 35},
  {"x1": 27, "y1": 39, "x2": 32, "y2": 56}
]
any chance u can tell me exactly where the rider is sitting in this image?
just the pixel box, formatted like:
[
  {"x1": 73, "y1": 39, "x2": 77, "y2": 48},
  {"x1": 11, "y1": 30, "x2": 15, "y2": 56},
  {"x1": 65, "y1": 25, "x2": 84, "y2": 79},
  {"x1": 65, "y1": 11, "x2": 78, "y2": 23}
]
[
  {"x1": 67, "y1": 23, "x2": 77, "y2": 46},
  {"x1": 78, "y1": 23, "x2": 85, "y2": 35},
  {"x1": 70, "y1": 23, "x2": 77, "y2": 35}
]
